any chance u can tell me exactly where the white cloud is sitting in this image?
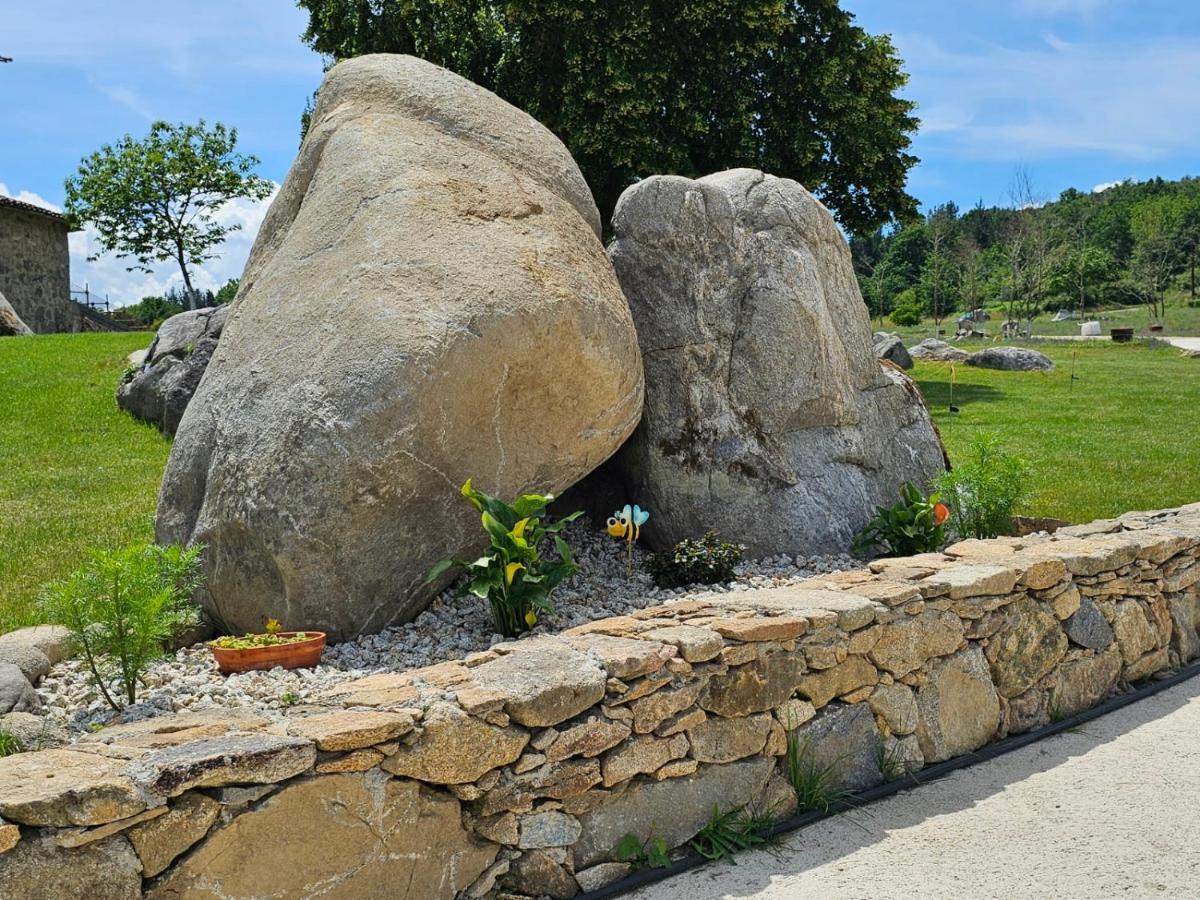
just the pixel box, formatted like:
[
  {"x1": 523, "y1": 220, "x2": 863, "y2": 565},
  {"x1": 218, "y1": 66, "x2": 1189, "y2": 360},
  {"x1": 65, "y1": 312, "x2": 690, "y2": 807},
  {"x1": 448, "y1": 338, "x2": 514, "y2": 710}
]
[
  {"x1": 0, "y1": 183, "x2": 61, "y2": 212},
  {"x1": 2, "y1": 181, "x2": 277, "y2": 307},
  {"x1": 899, "y1": 33, "x2": 1200, "y2": 162},
  {"x1": 1092, "y1": 179, "x2": 1128, "y2": 193}
]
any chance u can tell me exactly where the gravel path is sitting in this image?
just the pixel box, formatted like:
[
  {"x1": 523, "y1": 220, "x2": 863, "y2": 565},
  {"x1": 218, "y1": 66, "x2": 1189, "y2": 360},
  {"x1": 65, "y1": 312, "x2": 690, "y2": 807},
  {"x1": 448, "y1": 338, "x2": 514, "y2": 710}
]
[
  {"x1": 630, "y1": 675, "x2": 1200, "y2": 900},
  {"x1": 36, "y1": 520, "x2": 856, "y2": 731}
]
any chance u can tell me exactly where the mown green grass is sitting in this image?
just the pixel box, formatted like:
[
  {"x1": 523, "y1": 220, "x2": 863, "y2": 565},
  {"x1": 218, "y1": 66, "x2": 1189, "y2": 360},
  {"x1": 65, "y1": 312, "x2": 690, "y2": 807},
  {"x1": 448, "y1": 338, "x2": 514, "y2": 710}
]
[
  {"x1": 916, "y1": 341, "x2": 1200, "y2": 525},
  {"x1": 1, "y1": 334, "x2": 1197, "y2": 629},
  {"x1": 0, "y1": 332, "x2": 167, "y2": 630}
]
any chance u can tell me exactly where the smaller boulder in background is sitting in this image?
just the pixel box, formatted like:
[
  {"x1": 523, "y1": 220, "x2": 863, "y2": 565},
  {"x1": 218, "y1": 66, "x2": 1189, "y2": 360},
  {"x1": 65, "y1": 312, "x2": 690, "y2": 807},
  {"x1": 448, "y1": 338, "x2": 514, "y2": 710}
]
[
  {"x1": 966, "y1": 346, "x2": 1055, "y2": 373},
  {"x1": 117, "y1": 306, "x2": 229, "y2": 436},
  {"x1": 873, "y1": 332, "x2": 913, "y2": 370},
  {"x1": 909, "y1": 338, "x2": 969, "y2": 363}
]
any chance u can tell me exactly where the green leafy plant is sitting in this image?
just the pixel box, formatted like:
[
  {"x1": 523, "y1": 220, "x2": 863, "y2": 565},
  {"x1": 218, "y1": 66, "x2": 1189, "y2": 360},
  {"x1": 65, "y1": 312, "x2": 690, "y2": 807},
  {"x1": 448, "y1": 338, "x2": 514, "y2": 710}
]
[
  {"x1": 934, "y1": 432, "x2": 1030, "y2": 540},
  {"x1": 646, "y1": 531, "x2": 746, "y2": 588},
  {"x1": 0, "y1": 729, "x2": 21, "y2": 757},
  {"x1": 614, "y1": 831, "x2": 671, "y2": 870},
  {"x1": 688, "y1": 804, "x2": 770, "y2": 863},
  {"x1": 785, "y1": 732, "x2": 852, "y2": 814},
  {"x1": 40, "y1": 544, "x2": 203, "y2": 711},
  {"x1": 426, "y1": 480, "x2": 581, "y2": 638},
  {"x1": 280, "y1": 690, "x2": 300, "y2": 707},
  {"x1": 852, "y1": 482, "x2": 950, "y2": 558}
]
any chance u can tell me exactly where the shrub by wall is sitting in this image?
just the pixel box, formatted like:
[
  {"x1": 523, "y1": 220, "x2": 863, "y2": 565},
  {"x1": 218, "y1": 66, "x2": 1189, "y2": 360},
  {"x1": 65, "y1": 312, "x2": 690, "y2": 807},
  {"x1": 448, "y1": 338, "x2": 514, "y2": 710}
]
[{"x1": 1, "y1": 504, "x2": 1198, "y2": 898}]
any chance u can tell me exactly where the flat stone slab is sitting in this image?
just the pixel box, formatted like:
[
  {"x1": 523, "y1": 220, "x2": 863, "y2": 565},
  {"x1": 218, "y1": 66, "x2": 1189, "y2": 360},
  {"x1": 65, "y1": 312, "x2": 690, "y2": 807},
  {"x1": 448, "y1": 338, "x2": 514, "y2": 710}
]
[
  {"x1": 127, "y1": 733, "x2": 316, "y2": 799},
  {"x1": 921, "y1": 564, "x2": 1019, "y2": 600},
  {"x1": 287, "y1": 710, "x2": 416, "y2": 751},
  {"x1": 78, "y1": 710, "x2": 271, "y2": 751},
  {"x1": 700, "y1": 586, "x2": 881, "y2": 631},
  {"x1": 0, "y1": 749, "x2": 146, "y2": 827},
  {"x1": 465, "y1": 638, "x2": 607, "y2": 727},
  {"x1": 561, "y1": 633, "x2": 675, "y2": 680}
]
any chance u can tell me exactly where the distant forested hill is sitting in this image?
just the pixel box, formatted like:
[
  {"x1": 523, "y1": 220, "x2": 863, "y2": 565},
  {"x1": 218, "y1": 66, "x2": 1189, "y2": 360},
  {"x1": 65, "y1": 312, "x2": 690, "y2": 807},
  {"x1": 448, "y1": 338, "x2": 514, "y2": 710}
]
[{"x1": 851, "y1": 175, "x2": 1200, "y2": 326}]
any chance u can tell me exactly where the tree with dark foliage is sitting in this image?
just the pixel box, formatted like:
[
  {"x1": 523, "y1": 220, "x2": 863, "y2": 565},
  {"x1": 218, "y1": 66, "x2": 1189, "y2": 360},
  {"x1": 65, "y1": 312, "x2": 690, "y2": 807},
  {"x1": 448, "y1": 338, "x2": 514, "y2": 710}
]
[{"x1": 297, "y1": 0, "x2": 920, "y2": 235}]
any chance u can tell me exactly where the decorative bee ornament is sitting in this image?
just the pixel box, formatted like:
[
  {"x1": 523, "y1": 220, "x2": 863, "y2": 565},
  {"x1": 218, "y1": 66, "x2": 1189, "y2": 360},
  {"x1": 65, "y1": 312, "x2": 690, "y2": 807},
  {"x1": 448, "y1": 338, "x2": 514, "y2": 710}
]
[{"x1": 607, "y1": 504, "x2": 650, "y2": 576}]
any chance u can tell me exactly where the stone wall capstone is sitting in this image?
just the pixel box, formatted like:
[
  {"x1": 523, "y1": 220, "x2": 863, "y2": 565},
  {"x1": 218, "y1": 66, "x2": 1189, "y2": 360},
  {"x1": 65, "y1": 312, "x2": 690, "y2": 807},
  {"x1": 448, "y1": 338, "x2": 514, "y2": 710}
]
[{"x1": 2, "y1": 503, "x2": 1198, "y2": 898}]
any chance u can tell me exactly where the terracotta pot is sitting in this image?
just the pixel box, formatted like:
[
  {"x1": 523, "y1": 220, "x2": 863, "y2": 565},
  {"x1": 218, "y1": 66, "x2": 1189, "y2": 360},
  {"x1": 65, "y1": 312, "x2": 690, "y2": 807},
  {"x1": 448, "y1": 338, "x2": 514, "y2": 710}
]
[{"x1": 209, "y1": 631, "x2": 326, "y2": 675}]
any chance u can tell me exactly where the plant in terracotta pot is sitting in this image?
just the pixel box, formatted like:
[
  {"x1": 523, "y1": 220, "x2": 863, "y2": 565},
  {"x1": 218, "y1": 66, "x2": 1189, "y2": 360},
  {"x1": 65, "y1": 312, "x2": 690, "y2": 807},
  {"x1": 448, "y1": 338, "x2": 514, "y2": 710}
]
[{"x1": 208, "y1": 618, "x2": 326, "y2": 675}]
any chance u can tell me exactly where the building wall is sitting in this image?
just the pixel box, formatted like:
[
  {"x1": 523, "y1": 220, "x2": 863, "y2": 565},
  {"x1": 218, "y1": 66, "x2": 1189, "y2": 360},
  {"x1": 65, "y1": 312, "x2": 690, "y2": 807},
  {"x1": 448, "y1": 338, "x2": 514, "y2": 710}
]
[{"x1": 0, "y1": 206, "x2": 78, "y2": 333}]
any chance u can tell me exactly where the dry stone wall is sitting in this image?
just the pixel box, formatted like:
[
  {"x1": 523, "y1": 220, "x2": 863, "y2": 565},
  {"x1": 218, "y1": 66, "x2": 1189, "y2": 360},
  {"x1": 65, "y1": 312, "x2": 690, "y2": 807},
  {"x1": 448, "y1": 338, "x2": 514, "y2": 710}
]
[{"x1": 2, "y1": 504, "x2": 1199, "y2": 898}]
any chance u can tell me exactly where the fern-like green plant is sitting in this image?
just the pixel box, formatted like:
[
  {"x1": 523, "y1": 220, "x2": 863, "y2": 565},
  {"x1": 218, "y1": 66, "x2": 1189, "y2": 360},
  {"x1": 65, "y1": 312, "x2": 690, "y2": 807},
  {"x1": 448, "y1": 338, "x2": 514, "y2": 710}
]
[
  {"x1": 934, "y1": 432, "x2": 1030, "y2": 540},
  {"x1": 427, "y1": 480, "x2": 581, "y2": 637},
  {"x1": 40, "y1": 544, "x2": 203, "y2": 710}
]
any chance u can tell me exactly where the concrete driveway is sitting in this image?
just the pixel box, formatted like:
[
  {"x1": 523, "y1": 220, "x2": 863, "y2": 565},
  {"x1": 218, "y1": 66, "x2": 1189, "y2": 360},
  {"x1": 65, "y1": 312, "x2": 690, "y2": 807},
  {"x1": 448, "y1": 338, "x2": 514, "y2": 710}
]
[{"x1": 629, "y1": 677, "x2": 1200, "y2": 900}]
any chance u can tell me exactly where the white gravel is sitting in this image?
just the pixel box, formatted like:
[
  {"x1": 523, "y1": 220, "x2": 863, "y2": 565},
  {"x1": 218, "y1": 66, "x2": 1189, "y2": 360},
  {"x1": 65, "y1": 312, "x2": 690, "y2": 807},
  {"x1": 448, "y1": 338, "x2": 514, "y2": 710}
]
[{"x1": 35, "y1": 521, "x2": 856, "y2": 732}]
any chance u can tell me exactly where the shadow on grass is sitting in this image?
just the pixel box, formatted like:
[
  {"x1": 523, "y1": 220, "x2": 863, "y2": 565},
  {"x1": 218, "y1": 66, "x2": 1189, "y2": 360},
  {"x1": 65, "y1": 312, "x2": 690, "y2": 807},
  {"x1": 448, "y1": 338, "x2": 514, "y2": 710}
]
[{"x1": 914, "y1": 380, "x2": 1005, "y2": 410}]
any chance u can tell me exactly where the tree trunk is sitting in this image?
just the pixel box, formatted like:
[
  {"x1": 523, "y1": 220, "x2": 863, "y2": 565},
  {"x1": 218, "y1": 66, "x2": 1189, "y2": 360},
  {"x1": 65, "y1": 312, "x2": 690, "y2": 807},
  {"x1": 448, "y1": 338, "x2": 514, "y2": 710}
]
[{"x1": 176, "y1": 244, "x2": 196, "y2": 310}]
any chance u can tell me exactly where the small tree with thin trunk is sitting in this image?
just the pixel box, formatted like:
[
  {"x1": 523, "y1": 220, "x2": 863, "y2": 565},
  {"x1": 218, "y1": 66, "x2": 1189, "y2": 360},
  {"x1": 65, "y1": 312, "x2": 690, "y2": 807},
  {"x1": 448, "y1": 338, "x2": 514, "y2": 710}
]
[
  {"x1": 65, "y1": 121, "x2": 272, "y2": 308},
  {"x1": 1128, "y1": 195, "x2": 1184, "y2": 324}
]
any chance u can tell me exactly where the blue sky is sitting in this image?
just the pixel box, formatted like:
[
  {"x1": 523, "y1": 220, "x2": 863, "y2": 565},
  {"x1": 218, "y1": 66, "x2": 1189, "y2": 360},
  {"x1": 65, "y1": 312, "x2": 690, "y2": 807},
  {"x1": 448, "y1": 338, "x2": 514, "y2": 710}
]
[{"x1": 1, "y1": 0, "x2": 1198, "y2": 303}]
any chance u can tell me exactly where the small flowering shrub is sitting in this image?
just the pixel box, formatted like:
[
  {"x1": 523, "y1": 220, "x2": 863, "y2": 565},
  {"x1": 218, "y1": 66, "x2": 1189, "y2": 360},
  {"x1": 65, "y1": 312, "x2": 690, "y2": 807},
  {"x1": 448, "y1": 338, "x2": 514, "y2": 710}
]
[
  {"x1": 647, "y1": 531, "x2": 746, "y2": 588},
  {"x1": 934, "y1": 433, "x2": 1030, "y2": 540},
  {"x1": 852, "y1": 482, "x2": 949, "y2": 558},
  {"x1": 40, "y1": 544, "x2": 203, "y2": 710},
  {"x1": 426, "y1": 480, "x2": 581, "y2": 638}
]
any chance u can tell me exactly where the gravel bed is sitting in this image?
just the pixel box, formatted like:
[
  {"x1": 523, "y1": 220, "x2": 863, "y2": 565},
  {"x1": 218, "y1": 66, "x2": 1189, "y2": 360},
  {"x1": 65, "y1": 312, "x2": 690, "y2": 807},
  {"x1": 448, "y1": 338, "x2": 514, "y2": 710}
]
[{"x1": 35, "y1": 521, "x2": 857, "y2": 732}]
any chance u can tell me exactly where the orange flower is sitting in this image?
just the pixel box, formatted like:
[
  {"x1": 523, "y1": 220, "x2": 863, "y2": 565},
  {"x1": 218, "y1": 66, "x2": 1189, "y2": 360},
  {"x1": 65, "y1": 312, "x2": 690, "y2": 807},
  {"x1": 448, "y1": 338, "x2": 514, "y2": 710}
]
[{"x1": 932, "y1": 502, "x2": 951, "y2": 526}]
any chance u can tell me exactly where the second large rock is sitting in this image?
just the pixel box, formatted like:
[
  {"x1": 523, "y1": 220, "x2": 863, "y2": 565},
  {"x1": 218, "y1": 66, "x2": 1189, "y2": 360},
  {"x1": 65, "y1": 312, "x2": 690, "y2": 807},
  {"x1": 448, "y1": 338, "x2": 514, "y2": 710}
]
[
  {"x1": 605, "y1": 170, "x2": 945, "y2": 555},
  {"x1": 156, "y1": 55, "x2": 644, "y2": 640}
]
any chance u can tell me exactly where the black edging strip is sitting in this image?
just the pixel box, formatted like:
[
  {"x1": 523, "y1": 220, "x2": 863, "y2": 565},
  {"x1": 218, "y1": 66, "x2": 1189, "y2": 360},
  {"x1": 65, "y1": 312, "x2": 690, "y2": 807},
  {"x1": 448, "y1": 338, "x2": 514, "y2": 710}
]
[{"x1": 579, "y1": 660, "x2": 1200, "y2": 900}]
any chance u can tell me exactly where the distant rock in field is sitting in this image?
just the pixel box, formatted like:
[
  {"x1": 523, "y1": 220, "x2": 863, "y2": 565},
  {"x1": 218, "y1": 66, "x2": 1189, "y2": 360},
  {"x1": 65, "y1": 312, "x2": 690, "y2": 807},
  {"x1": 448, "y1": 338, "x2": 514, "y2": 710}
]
[
  {"x1": 157, "y1": 55, "x2": 643, "y2": 641},
  {"x1": 117, "y1": 306, "x2": 228, "y2": 436},
  {"x1": 909, "y1": 338, "x2": 969, "y2": 363},
  {"x1": 600, "y1": 168, "x2": 945, "y2": 556},
  {"x1": 0, "y1": 290, "x2": 33, "y2": 337},
  {"x1": 966, "y1": 346, "x2": 1055, "y2": 372},
  {"x1": 873, "y1": 332, "x2": 913, "y2": 370}
]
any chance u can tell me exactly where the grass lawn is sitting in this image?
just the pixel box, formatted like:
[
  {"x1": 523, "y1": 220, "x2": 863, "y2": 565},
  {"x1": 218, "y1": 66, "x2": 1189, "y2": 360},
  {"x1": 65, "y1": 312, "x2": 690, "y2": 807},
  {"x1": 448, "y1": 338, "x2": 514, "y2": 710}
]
[
  {"x1": 916, "y1": 341, "x2": 1200, "y2": 525},
  {"x1": 0, "y1": 333, "x2": 1197, "y2": 629},
  {"x1": 0, "y1": 332, "x2": 166, "y2": 631}
]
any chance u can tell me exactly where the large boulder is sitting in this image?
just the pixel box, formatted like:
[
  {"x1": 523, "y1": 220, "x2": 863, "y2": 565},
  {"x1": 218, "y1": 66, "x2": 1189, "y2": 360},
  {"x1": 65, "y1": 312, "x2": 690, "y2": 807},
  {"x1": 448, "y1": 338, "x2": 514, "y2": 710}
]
[
  {"x1": 0, "y1": 290, "x2": 33, "y2": 337},
  {"x1": 966, "y1": 346, "x2": 1055, "y2": 372},
  {"x1": 156, "y1": 55, "x2": 643, "y2": 640},
  {"x1": 117, "y1": 306, "x2": 229, "y2": 436},
  {"x1": 602, "y1": 169, "x2": 945, "y2": 555}
]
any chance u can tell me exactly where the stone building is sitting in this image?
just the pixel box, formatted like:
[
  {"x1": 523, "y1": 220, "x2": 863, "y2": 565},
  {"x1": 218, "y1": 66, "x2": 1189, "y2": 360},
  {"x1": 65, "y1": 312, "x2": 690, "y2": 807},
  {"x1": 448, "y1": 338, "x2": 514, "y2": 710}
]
[{"x1": 0, "y1": 195, "x2": 79, "y2": 333}]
